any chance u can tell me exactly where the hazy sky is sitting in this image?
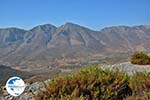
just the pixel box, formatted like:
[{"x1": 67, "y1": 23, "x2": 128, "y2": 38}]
[{"x1": 0, "y1": 0, "x2": 149, "y2": 30}]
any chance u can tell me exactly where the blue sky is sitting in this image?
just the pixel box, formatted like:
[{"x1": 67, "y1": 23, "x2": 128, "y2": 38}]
[{"x1": 0, "y1": 0, "x2": 149, "y2": 30}]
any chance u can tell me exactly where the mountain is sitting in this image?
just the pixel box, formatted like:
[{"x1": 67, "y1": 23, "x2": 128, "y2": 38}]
[
  {"x1": 0, "y1": 28, "x2": 27, "y2": 57},
  {"x1": 100, "y1": 25, "x2": 150, "y2": 52},
  {"x1": 47, "y1": 23, "x2": 103, "y2": 55},
  {"x1": 0, "y1": 23, "x2": 150, "y2": 67}
]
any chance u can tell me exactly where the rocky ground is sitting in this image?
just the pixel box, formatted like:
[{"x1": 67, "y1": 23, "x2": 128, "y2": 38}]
[
  {"x1": 101, "y1": 62, "x2": 150, "y2": 75},
  {"x1": 1, "y1": 62, "x2": 150, "y2": 100},
  {"x1": 0, "y1": 79, "x2": 50, "y2": 100}
]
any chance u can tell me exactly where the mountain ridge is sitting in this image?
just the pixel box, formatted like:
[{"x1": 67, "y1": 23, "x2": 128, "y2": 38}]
[
  {"x1": 0, "y1": 23, "x2": 150, "y2": 67},
  {"x1": 0, "y1": 24, "x2": 149, "y2": 32}
]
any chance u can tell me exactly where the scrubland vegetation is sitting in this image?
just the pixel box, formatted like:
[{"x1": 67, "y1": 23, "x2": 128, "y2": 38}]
[
  {"x1": 130, "y1": 52, "x2": 150, "y2": 65},
  {"x1": 36, "y1": 67, "x2": 150, "y2": 100}
]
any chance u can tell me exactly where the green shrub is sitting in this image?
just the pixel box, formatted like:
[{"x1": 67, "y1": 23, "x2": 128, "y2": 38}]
[
  {"x1": 36, "y1": 67, "x2": 132, "y2": 100},
  {"x1": 128, "y1": 72, "x2": 150, "y2": 100},
  {"x1": 130, "y1": 52, "x2": 150, "y2": 65},
  {"x1": 36, "y1": 67, "x2": 150, "y2": 100}
]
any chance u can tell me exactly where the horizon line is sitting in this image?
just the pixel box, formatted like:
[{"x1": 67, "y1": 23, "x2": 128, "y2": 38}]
[{"x1": 0, "y1": 22, "x2": 149, "y2": 31}]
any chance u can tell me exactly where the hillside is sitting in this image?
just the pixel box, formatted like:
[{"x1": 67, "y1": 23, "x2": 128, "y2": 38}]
[
  {"x1": 0, "y1": 23, "x2": 150, "y2": 68},
  {"x1": 0, "y1": 65, "x2": 33, "y2": 85}
]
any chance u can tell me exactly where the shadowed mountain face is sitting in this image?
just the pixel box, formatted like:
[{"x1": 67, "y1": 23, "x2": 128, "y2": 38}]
[
  {"x1": 0, "y1": 65, "x2": 32, "y2": 85},
  {"x1": 0, "y1": 23, "x2": 150, "y2": 66}
]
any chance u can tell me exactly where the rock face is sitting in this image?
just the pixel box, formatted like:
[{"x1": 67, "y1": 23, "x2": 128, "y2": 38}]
[
  {"x1": 0, "y1": 23, "x2": 150, "y2": 66},
  {"x1": 101, "y1": 62, "x2": 150, "y2": 75},
  {"x1": 1, "y1": 79, "x2": 50, "y2": 100}
]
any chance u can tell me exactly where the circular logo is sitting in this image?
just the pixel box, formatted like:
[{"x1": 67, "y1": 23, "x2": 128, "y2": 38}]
[{"x1": 5, "y1": 77, "x2": 25, "y2": 96}]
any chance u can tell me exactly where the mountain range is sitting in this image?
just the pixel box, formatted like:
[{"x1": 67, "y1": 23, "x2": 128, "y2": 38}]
[{"x1": 0, "y1": 23, "x2": 150, "y2": 67}]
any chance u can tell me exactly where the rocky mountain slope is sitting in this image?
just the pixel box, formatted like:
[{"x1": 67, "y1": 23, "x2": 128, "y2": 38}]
[{"x1": 0, "y1": 23, "x2": 150, "y2": 67}]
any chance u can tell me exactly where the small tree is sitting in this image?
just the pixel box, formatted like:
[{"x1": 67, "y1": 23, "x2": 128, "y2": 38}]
[{"x1": 130, "y1": 52, "x2": 150, "y2": 65}]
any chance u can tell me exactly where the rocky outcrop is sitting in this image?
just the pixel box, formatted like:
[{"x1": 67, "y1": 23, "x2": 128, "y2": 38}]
[
  {"x1": 1, "y1": 79, "x2": 50, "y2": 100},
  {"x1": 101, "y1": 62, "x2": 150, "y2": 75}
]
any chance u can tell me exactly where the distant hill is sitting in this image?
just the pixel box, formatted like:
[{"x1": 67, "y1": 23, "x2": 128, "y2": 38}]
[
  {"x1": 0, "y1": 23, "x2": 150, "y2": 66},
  {"x1": 0, "y1": 65, "x2": 32, "y2": 85}
]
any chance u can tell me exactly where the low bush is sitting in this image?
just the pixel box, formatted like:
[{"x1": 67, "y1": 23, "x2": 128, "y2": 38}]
[
  {"x1": 36, "y1": 67, "x2": 150, "y2": 100},
  {"x1": 130, "y1": 52, "x2": 150, "y2": 65},
  {"x1": 36, "y1": 67, "x2": 132, "y2": 100},
  {"x1": 128, "y1": 72, "x2": 150, "y2": 100}
]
